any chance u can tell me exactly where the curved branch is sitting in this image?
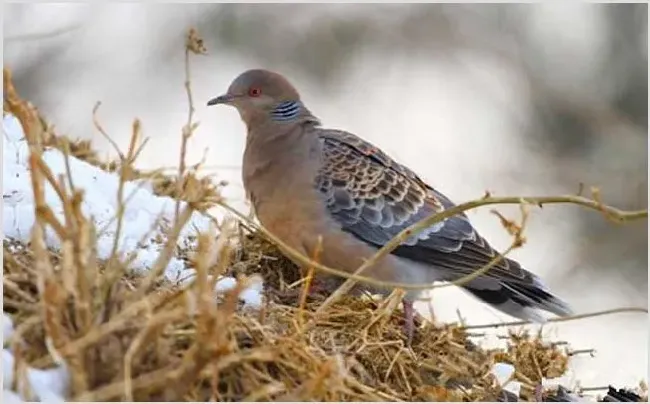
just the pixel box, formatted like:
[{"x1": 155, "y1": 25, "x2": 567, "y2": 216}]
[
  {"x1": 462, "y1": 307, "x2": 648, "y2": 330},
  {"x1": 213, "y1": 192, "x2": 647, "y2": 291}
]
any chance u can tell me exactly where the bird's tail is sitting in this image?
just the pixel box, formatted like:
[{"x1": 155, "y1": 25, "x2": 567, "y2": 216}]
[{"x1": 459, "y1": 275, "x2": 573, "y2": 323}]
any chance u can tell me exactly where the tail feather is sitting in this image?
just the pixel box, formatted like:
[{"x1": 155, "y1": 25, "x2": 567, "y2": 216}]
[
  {"x1": 504, "y1": 280, "x2": 573, "y2": 317},
  {"x1": 460, "y1": 276, "x2": 573, "y2": 322}
]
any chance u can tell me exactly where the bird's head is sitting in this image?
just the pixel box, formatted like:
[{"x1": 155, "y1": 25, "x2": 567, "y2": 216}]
[{"x1": 207, "y1": 69, "x2": 311, "y2": 126}]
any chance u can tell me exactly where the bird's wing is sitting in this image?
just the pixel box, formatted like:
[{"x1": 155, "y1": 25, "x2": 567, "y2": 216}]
[{"x1": 315, "y1": 129, "x2": 535, "y2": 285}]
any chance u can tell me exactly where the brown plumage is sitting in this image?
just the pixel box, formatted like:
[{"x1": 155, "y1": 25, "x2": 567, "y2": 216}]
[{"x1": 207, "y1": 68, "x2": 572, "y2": 343}]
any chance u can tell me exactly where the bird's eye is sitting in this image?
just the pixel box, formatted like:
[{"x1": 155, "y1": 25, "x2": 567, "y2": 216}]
[{"x1": 248, "y1": 87, "x2": 261, "y2": 97}]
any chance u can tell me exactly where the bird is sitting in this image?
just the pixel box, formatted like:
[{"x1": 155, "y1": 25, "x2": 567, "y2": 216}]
[{"x1": 207, "y1": 69, "x2": 573, "y2": 342}]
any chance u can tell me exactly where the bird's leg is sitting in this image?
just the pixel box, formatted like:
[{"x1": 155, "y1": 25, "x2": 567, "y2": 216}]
[{"x1": 402, "y1": 298, "x2": 415, "y2": 346}]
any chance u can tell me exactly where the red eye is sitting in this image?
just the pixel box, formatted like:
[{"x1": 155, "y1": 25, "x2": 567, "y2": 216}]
[{"x1": 248, "y1": 87, "x2": 261, "y2": 97}]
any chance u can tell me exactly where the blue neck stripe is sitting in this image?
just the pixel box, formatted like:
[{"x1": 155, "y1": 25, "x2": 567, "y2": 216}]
[
  {"x1": 271, "y1": 100, "x2": 301, "y2": 121},
  {"x1": 275, "y1": 101, "x2": 299, "y2": 112}
]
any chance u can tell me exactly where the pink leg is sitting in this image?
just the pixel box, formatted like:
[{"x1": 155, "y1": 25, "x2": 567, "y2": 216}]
[{"x1": 402, "y1": 299, "x2": 415, "y2": 346}]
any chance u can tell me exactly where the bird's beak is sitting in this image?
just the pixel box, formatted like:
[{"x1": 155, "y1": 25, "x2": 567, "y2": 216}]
[{"x1": 207, "y1": 94, "x2": 235, "y2": 106}]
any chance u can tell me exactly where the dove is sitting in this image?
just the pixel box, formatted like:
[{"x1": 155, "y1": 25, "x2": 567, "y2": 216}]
[{"x1": 207, "y1": 69, "x2": 572, "y2": 342}]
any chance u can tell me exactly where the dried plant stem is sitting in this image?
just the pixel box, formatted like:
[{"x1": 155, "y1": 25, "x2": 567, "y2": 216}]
[
  {"x1": 6, "y1": 67, "x2": 92, "y2": 391},
  {"x1": 462, "y1": 306, "x2": 649, "y2": 330},
  {"x1": 132, "y1": 205, "x2": 194, "y2": 299},
  {"x1": 127, "y1": 28, "x2": 205, "y2": 302},
  {"x1": 215, "y1": 191, "x2": 647, "y2": 291},
  {"x1": 4, "y1": 68, "x2": 45, "y2": 150},
  {"x1": 92, "y1": 101, "x2": 125, "y2": 161},
  {"x1": 123, "y1": 307, "x2": 186, "y2": 401},
  {"x1": 3, "y1": 278, "x2": 37, "y2": 303},
  {"x1": 75, "y1": 366, "x2": 172, "y2": 401},
  {"x1": 97, "y1": 176, "x2": 162, "y2": 237},
  {"x1": 46, "y1": 291, "x2": 180, "y2": 362},
  {"x1": 173, "y1": 28, "x2": 205, "y2": 220},
  {"x1": 98, "y1": 119, "x2": 145, "y2": 312},
  {"x1": 107, "y1": 120, "x2": 142, "y2": 263}
]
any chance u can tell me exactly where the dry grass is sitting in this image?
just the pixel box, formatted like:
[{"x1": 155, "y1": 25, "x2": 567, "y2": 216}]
[
  {"x1": 3, "y1": 28, "x2": 648, "y2": 402},
  {"x1": 3, "y1": 230, "x2": 573, "y2": 401}
]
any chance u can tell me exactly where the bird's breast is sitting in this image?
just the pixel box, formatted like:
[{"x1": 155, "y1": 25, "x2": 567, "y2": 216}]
[{"x1": 242, "y1": 130, "x2": 327, "y2": 245}]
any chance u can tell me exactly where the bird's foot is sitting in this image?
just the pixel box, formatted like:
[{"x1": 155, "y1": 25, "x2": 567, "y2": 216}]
[{"x1": 402, "y1": 299, "x2": 415, "y2": 346}]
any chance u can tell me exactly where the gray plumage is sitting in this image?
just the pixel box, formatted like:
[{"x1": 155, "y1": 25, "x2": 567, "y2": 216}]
[{"x1": 208, "y1": 68, "x2": 573, "y2": 340}]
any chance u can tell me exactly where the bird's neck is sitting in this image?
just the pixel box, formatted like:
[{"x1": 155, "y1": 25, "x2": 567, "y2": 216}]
[
  {"x1": 244, "y1": 119, "x2": 319, "y2": 171},
  {"x1": 269, "y1": 100, "x2": 308, "y2": 122},
  {"x1": 242, "y1": 100, "x2": 320, "y2": 130},
  {"x1": 242, "y1": 121, "x2": 322, "y2": 211},
  {"x1": 241, "y1": 100, "x2": 322, "y2": 186}
]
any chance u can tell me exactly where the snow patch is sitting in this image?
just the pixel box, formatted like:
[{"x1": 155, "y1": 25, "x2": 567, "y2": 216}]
[
  {"x1": 2, "y1": 113, "x2": 212, "y2": 281},
  {"x1": 490, "y1": 362, "x2": 521, "y2": 397},
  {"x1": 3, "y1": 313, "x2": 14, "y2": 346},
  {"x1": 2, "y1": 348, "x2": 69, "y2": 402}
]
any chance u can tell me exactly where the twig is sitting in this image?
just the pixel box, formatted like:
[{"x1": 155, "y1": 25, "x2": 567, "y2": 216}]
[
  {"x1": 132, "y1": 205, "x2": 194, "y2": 299},
  {"x1": 105, "y1": 120, "x2": 142, "y2": 272},
  {"x1": 75, "y1": 366, "x2": 173, "y2": 401},
  {"x1": 2, "y1": 278, "x2": 37, "y2": 303},
  {"x1": 123, "y1": 307, "x2": 185, "y2": 401},
  {"x1": 130, "y1": 29, "x2": 207, "y2": 299},
  {"x1": 92, "y1": 102, "x2": 125, "y2": 161},
  {"x1": 97, "y1": 119, "x2": 145, "y2": 320},
  {"x1": 60, "y1": 140, "x2": 77, "y2": 192},
  {"x1": 461, "y1": 307, "x2": 648, "y2": 330},
  {"x1": 173, "y1": 28, "x2": 206, "y2": 221},
  {"x1": 567, "y1": 348, "x2": 596, "y2": 357},
  {"x1": 42, "y1": 290, "x2": 181, "y2": 363},
  {"x1": 96, "y1": 175, "x2": 163, "y2": 237},
  {"x1": 213, "y1": 191, "x2": 647, "y2": 291},
  {"x1": 580, "y1": 386, "x2": 611, "y2": 393}
]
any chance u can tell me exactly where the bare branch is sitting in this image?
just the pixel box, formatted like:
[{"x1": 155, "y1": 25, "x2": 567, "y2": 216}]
[
  {"x1": 92, "y1": 102, "x2": 124, "y2": 161},
  {"x1": 462, "y1": 306, "x2": 648, "y2": 330},
  {"x1": 213, "y1": 192, "x2": 647, "y2": 292}
]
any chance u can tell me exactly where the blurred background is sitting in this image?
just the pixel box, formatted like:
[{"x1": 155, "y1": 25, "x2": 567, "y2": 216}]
[{"x1": 4, "y1": 3, "x2": 648, "y2": 390}]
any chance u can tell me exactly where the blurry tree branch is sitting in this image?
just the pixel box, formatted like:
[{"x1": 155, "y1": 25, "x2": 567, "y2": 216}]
[{"x1": 211, "y1": 190, "x2": 647, "y2": 292}]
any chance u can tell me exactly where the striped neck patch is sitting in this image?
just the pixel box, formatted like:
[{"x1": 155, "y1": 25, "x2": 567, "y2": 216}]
[{"x1": 271, "y1": 100, "x2": 301, "y2": 121}]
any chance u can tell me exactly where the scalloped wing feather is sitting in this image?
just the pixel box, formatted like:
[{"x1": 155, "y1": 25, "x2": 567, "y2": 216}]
[{"x1": 315, "y1": 129, "x2": 537, "y2": 286}]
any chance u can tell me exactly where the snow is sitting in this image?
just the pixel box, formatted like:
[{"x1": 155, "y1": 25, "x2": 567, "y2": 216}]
[
  {"x1": 3, "y1": 313, "x2": 14, "y2": 345},
  {"x1": 2, "y1": 112, "x2": 212, "y2": 281},
  {"x1": 3, "y1": 389, "x2": 23, "y2": 404},
  {"x1": 2, "y1": 349, "x2": 68, "y2": 402},
  {"x1": 215, "y1": 275, "x2": 265, "y2": 308},
  {"x1": 2, "y1": 113, "x2": 265, "y2": 401},
  {"x1": 214, "y1": 276, "x2": 238, "y2": 292},
  {"x1": 490, "y1": 362, "x2": 521, "y2": 397},
  {"x1": 543, "y1": 374, "x2": 577, "y2": 389},
  {"x1": 183, "y1": 275, "x2": 265, "y2": 310},
  {"x1": 239, "y1": 276, "x2": 264, "y2": 308}
]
